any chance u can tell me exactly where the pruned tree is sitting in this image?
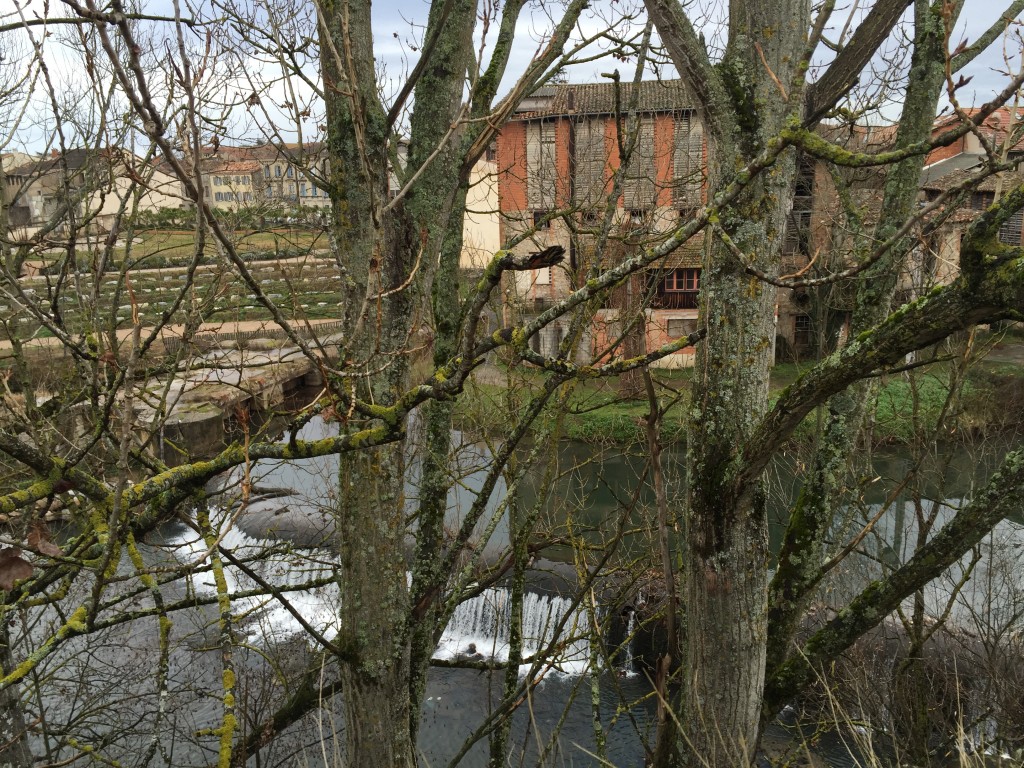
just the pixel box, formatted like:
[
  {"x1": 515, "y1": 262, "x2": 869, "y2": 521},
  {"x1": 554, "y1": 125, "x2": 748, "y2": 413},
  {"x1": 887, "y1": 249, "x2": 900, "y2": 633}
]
[{"x1": 2, "y1": 0, "x2": 1024, "y2": 767}]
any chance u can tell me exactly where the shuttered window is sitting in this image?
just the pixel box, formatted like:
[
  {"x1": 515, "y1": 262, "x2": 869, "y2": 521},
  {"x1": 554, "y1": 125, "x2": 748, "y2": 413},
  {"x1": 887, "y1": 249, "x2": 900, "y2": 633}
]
[
  {"x1": 526, "y1": 121, "x2": 557, "y2": 210},
  {"x1": 574, "y1": 118, "x2": 606, "y2": 206},
  {"x1": 674, "y1": 111, "x2": 704, "y2": 206},
  {"x1": 784, "y1": 154, "x2": 815, "y2": 255},
  {"x1": 999, "y1": 206, "x2": 1024, "y2": 245},
  {"x1": 622, "y1": 117, "x2": 656, "y2": 210}
]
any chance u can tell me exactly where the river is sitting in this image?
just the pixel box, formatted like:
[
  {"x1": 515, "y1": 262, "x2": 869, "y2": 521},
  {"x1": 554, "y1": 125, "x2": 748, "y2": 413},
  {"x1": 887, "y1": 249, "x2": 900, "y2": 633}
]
[{"x1": 26, "y1": 414, "x2": 1024, "y2": 767}]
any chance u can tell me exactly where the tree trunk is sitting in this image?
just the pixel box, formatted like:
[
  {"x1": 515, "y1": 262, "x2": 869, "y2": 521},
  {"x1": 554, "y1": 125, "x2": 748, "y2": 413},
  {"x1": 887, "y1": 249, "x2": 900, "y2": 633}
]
[
  {"x1": 643, "y1": 0, "x2": 810, "y2": 762},
  {"x1": 765, "y1": 0, "x2": 956, "y2": 691},
  {"x1": 681, "y1": 231, "x2": 778, "y2": 766},
  {"x1": 320, "y1": 1, "x2": 418, "y2": 762}
]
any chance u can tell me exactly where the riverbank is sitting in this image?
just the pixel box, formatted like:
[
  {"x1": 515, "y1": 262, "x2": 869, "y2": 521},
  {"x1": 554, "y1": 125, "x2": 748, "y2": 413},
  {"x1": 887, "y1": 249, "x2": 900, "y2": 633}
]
[{"x1": 459, "y1": 333, "x2": 1024, "y2": 446}]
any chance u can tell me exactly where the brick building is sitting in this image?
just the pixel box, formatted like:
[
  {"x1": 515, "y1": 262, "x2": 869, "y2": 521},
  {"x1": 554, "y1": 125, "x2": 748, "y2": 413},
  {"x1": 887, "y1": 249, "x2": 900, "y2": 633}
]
[
  {"x1": 919, "y1": 108, "x2": 1024, "y2": 283},
  {"x1": 496, "y1": 79, "x2": 707, "y2": 366}
]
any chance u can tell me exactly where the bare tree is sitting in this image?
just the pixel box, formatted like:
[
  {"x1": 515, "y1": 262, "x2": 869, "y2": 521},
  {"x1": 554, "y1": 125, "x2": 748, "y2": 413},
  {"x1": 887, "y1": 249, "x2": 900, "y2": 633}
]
[{"x1": 2, "y1": 0, "x2": 1024, "y2": 767}]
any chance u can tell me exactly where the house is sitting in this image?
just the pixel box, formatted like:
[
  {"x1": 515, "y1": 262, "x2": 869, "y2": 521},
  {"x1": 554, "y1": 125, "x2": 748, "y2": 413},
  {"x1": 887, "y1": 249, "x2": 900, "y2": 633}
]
[
  {"x1": 773, "y1": 123, "x2": 896, "y2": 360},
  {"x1": 190, "y1": 142, "x2": 331, "y2": 212},
  {"x1": 460, "y1": 147, "x2": 501, "y2": 269},
  {"x1": 495, "y1": 79, "x2": 707, "y2": 366},
  {"x1": 919, "y1": 108, "x2": 1024, "y2": 281},
  {"x1": 3, "y1": 148, "x2": 183, "y2": 234}
]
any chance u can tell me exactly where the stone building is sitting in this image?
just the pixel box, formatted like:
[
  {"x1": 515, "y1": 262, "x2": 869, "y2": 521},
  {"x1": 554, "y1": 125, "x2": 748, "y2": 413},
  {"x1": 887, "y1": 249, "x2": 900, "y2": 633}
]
[
  {"x1": 3, "y1": 147, "x2": 182, "y2": 234},
  {"x1": 919, "y1": 108, "x2": 1024, "y2": 283}
]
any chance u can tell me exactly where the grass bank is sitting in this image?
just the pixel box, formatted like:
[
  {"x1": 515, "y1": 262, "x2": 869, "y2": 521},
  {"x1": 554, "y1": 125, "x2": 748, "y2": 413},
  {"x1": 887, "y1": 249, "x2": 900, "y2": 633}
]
[{"x1": 457, "y1": 348, "x2": 1024, "y2": 447}]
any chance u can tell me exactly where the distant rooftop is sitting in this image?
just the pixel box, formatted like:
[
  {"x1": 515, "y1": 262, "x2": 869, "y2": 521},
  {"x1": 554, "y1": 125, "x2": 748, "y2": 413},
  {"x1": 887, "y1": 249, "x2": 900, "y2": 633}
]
[{"x1": 513, "y1": 79, "x2": 694, "y2": 118}]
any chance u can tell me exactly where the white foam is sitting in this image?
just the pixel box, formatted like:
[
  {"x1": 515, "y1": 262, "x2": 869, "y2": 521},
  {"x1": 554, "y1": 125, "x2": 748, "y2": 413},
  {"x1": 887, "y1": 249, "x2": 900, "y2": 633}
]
[{"x1": 169, "y1": 518, "x2": 592, "y2": 674}]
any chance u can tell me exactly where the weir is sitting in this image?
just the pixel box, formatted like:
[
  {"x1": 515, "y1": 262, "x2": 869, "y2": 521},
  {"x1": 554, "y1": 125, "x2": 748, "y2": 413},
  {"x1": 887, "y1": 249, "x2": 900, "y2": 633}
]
[
  {"x1": 164, "y1": 517, "x2": 640, "y2": 675},
  {"x1": 135, "y1": 341, "x2": 334, "y2": 464}
]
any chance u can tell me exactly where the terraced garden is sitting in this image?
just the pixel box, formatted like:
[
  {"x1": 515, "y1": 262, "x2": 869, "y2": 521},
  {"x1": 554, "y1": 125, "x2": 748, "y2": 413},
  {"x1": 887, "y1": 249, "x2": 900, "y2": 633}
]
[{"x1": 1, "y1": 229, "x2": 341, "y2": 339}]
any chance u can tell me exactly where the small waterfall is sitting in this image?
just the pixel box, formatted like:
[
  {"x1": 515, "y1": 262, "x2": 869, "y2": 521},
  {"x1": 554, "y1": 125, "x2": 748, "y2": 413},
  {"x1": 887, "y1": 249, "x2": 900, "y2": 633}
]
[
  {"x1": 168, "y1": 520, "x2": 591, "y2": 674},
  {"x1": 436, "y1": 587, "x2": 591, "y2": 674},
  {"x1": 168, "y1": 520, "x2": 342, "y2": 642}
]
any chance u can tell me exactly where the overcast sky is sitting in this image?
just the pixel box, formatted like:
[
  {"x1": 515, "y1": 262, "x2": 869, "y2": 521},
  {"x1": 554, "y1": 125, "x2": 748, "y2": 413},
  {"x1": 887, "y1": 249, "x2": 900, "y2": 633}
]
[{"x1": 2, "y1": 0, "x2": 1022, "y2": 151}]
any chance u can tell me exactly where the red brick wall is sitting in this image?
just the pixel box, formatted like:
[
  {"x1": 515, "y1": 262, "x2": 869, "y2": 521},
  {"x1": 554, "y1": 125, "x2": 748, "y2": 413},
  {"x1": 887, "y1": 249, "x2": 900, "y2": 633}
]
[{"x1": 497, "y1": 121, "x2": 527, "y2": 213}]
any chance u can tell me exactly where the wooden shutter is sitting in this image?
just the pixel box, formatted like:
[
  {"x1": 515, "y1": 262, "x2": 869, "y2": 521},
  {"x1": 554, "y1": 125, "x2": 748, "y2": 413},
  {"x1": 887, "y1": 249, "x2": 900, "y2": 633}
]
[
  {"x1": 674, "y1": 111, "x2": 704, "y2": 207},
  {"x1": 999, "y1": 206, "x2": 1024, "y2": 245},
  {"x1": 574, "y1": 118, "x2": 606, "y2": 206},
  {"x1": 622, "y1": 117, "x2": 655, "y2": 210},
  {"x1": 527, "y1": 121, "x2": 557, "y2": 210}
]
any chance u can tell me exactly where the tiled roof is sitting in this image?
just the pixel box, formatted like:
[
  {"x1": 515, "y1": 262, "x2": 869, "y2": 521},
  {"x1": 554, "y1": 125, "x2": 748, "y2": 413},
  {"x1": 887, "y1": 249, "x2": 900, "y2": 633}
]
[
  {"x1": 208, "y1": 159, "x2": 262, "y2": 174},
  {"x1": 6, "y1": 147, "x2": 122, "y2": 177},
  {"x1": 512, "y1": 79, "x2": 694, "y2": 118},
  {"x1": 932, "y1": 107, "x2": 1024, "y2": 150},
  {"x1": 818, "y1": 122, "x2": 899, "y2": 150},
  {"x1": 198, "y1": 142, "x2": 324, "y2": 163},
  {"x1": 921, "y1": 165, "x2": 1024, "y2": 194}
]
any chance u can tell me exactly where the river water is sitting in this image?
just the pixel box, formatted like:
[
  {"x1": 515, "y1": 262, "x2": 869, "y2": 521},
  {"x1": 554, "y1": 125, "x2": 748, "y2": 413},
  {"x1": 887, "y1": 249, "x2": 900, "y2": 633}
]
[{"x1": 27, "y1": 414, "x2": 1024, "y2": 767}]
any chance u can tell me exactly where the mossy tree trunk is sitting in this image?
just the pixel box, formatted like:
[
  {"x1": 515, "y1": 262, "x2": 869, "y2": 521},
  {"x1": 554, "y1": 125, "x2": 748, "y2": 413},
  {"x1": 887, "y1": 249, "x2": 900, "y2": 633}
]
[
  {"x1": 766, "y1": 0, "x2": 956, "y2": 689},
  {"x1": 320, "y1": 0, "x2": 418, "y2": 762},
  {"x1": 0, "y1": 623, "x2": 31, "y2": 768},
  {"x1": 317, "y1": 0, "x2": 589, "y2": 762},
  {"x1": 640, "y1": 0, "x2": 1024, "y2": 764},
  {"x1": 646, "y1": 0, "x2": 809, "y2": 763}
]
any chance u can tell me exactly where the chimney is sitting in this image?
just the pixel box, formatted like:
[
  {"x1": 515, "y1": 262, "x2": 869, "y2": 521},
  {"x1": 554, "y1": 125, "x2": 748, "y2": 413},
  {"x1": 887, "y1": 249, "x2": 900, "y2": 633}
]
[{"x1": 51, "y1": 149, "x2": 60, "y2": 158}]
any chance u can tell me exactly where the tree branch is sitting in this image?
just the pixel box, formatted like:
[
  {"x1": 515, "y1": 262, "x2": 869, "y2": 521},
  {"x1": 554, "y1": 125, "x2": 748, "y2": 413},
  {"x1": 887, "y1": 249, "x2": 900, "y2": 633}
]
[
  {"x1": 763, "y1": 449, "x2": 1024, "y2": 713},
  {"x1": 806, "y1": 0, "x2": 914, "y2": 123}
]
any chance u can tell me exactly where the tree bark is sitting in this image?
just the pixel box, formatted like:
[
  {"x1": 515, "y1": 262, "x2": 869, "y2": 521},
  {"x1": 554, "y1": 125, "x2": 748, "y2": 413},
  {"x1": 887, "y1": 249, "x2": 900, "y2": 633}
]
[
  {"x1": 645, "y1": 0, "x2": 810, "y2": 763},
  {"x1": 320, "y1": 0, "x2": 418, "y2": 763}
]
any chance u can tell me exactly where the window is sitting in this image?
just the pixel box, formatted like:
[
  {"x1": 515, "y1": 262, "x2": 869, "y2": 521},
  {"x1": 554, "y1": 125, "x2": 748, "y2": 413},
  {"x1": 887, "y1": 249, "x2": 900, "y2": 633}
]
[
  {"x1": 234, "y1": 175, "x2": 240, "y2": 184},
  {"x1": 286, "y1": 166, "x2": 293, "y2": 178},
  {"x1": 971, "y1": 191, "x2": 993, "y2": 210},
  {"x1": 299, "y1": 182, "x2": 307, "y2": 196},
  {"x1": 784, "y1": 153, "x2": 814, "y2": 255},
  {"x1": 794, "y1": 314, "x2": 812, "y2": 348},
  {"x1": 526, "y1": 120, "x2": 557, "y2": 210},
  {"x1": 266, "y1": 186, "x2": 273, "y2": 198},
  {"x1": 664, "y1": 268, "x2": 700, "y2": 292},
  {"x1": 275, "y1": 165, "x2": 282, "y2": 177},
  {"x1": 628, "y1": 209, "x2": 647, "y2": 227},
  {"x1": 674, "y1": 110, "x2": 704, "y2": 207},
  {"x1": 622, "y1": 117, "x2": 656, "y2": 210},
  {"x1": 533, "y1": 210, "x2": 551, "y2": 230},
  {"x1": 264, "y1": 165, "x2": 270, "y2": 179},
  {"x1": 667, "y1": 318, "x2": 698, "y2": 339},
  {"x1": 999, "y1": 207, "x2": 1024, "y2": 245},
  {"x1": 485, "y1": 144, "x2": 496, "y2": 162},
  {"x1": 651, "y1": 268, "x2": 700, "y2": 309},
  {"x1": 574, "y1": 117, "x2": 605, "y2": 206},
  {"x1": 214, "y1": 191, "x2": 222, "y2": 201},
  {"x1": 311, "y1": 184, "x2": 318, "y2": 197},
  {"x1": 213, "y1": 176, "x2": 221, "y2": 185}
]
